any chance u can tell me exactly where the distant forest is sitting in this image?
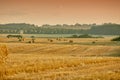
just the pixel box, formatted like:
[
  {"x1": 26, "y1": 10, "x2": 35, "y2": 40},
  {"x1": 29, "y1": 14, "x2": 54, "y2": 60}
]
[{"x1": 0, "y1": 23, "x2": 120, "y2": 35}]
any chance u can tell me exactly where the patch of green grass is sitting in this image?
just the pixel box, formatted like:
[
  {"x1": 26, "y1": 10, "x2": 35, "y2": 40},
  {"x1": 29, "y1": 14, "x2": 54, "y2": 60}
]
[
  {"x1": 104, "y1": 49, "x2": 120, "y2": 57},
  {"x1": 56, "y1": 41, "x2": 120, "y2": 46},
  {"x1": 107, "y1": 53, "x2": 120, "y2": 57}
]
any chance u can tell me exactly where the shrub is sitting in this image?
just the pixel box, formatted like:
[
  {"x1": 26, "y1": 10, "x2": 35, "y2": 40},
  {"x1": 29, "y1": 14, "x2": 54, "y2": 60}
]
[
  {"x1": 79, "y1": 34, "x2": 92, "y2": 38},
  {"x1": 31, "y1": 36, "x2": 35, "y2": 38},
  {"x1": 92, "y1": 41, "x2": 96, "y2": 44},
  {"x1": 7, "y1": 35, "x2": 22, "y2": 38},
  {"x1": 111, "y1": 36, "x2": 120, "y2": 41},
  {"x1": 70, "y1": 34, "x2": 103, "y2": 38}
]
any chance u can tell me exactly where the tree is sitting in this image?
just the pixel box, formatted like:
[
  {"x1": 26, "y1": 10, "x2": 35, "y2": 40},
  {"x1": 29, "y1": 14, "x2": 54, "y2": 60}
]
[{"x1": 111, "y1": 36, "x2": 120, "y2": 41}]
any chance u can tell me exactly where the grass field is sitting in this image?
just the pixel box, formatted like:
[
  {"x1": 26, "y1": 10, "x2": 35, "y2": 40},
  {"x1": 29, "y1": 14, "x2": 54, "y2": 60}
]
[
  {"x1": 0, "y1": 34, "x2": 117, "y2": 38},
  {"x1": 0, "y1": 37, "x2": 120, "y2": 80}
]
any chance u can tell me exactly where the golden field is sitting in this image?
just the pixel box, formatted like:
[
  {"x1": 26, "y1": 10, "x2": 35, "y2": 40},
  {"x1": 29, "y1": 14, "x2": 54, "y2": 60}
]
[{"x1": 0, "y1": 37, "x2": 120, "y2": 80}]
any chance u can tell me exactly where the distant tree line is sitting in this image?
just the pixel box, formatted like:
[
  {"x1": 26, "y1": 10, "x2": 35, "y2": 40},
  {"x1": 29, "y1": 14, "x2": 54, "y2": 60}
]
[
  {"x1": 69, "y1": 34, "x2": 104, "y2": 38},
  {"x1": 0, "y1": 23, "x2": 120, "y2": 35}
]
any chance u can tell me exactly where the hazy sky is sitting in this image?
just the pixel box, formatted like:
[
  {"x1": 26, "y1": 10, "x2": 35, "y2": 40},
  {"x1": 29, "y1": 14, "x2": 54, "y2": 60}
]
[{"x1": 0, "y1": 0, "x2": 120, "y2": 25}]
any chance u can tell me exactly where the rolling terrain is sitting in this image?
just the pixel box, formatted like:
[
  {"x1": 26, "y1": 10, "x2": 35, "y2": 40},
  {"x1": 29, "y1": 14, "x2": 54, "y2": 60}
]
[{"x1": 0, "y1": 37, "x2": 120, "y2": 80}]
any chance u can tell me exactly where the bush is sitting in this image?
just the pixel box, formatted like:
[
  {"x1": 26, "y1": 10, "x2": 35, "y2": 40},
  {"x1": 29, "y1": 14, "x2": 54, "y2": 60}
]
[
  {"x1": 7, "y1": 35, "x2": 23, "y2": 38},
  {"x1": 31, "y1": 36, "x2": 35, "y2": 38},
  {"x1": 92, "y1": 41, "x2": 96, "y2": 44},
  {"x1": 70, "y1": 34, "x2": 103, "y2": 38},
  {"x1": 79, "y1": 34, "x2": 92, "y2": 38},
  {"x1": 111, "y1": 36, "x2": 120, "y2": 41}
]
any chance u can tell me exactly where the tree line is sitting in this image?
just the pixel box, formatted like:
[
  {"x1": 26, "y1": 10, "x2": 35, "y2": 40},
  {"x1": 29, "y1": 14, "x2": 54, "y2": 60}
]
[{"x1": 0, "y1": 23, "x2": 120, "y2": 35}]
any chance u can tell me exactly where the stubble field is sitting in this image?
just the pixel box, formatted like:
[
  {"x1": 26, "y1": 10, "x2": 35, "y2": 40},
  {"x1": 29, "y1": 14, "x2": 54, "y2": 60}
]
[{"x1": 0, "y1": 37, "x2": 120, "y2": 80}]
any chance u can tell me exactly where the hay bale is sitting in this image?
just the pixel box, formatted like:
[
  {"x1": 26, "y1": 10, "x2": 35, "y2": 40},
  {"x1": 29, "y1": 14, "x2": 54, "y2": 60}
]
[
  {"x1": 69, "y1": 40, "x2": 73, "y2": 43},
  {"x1": 0, "y1": 44, "x2": 8, "y2": 63},
  {"x1": 50, "y1": 39, "x2": 53, "y2": 42}
]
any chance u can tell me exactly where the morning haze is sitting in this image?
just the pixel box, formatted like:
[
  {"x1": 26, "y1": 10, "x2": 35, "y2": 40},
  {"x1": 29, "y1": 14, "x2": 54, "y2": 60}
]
[{"x1": 0, "y1": 0, "x2": 120, "y2": 25}]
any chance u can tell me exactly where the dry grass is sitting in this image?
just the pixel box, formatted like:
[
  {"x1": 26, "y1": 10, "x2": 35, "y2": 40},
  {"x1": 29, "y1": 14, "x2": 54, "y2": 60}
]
[
  {"x1": 0, "y1": 44, "x2": 8, "y2": 63},
  {"x1": 1, "y1": 54, "x2": 120, "y2": 80},
  {"x1": 0, "y1": 37, "x2": 120, "y2": 80}
]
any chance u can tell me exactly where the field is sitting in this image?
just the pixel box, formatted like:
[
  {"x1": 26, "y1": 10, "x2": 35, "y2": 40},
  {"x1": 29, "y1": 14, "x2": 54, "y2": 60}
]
[
  {"x1": 0, "y1": 34, "x2": 117, "y2": 38},
  {"x1": 0, "y1": 36, "x2": 120, "y2": 80}
]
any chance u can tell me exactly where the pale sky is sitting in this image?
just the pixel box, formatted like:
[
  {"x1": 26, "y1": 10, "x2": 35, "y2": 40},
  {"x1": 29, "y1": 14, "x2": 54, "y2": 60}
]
[{"x1": 0, "y1": 0, "x2": 120, "y2": 25}]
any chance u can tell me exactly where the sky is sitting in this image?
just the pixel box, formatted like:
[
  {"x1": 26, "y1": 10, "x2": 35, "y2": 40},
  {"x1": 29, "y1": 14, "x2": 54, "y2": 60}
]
[{"x1": 0, "y1": 0, "x2": 120, "y2": 25}]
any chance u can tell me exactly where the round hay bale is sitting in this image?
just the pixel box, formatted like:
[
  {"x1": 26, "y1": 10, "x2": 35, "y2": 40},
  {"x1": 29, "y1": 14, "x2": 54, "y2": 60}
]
[{"x1": 69, "y1": 40, "x2": 73, "y2": 43}]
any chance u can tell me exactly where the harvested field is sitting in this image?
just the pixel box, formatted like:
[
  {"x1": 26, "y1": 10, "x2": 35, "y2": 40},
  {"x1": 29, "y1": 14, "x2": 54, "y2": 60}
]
[{"x1": 0, "y1": 37, "x2": 120, "y2": 80}]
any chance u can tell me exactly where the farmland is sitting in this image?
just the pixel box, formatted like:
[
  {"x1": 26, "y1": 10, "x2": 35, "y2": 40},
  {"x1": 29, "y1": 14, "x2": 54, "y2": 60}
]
[{"x1": 0, "y1": 36, "x2": 120, "y2": 80}]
